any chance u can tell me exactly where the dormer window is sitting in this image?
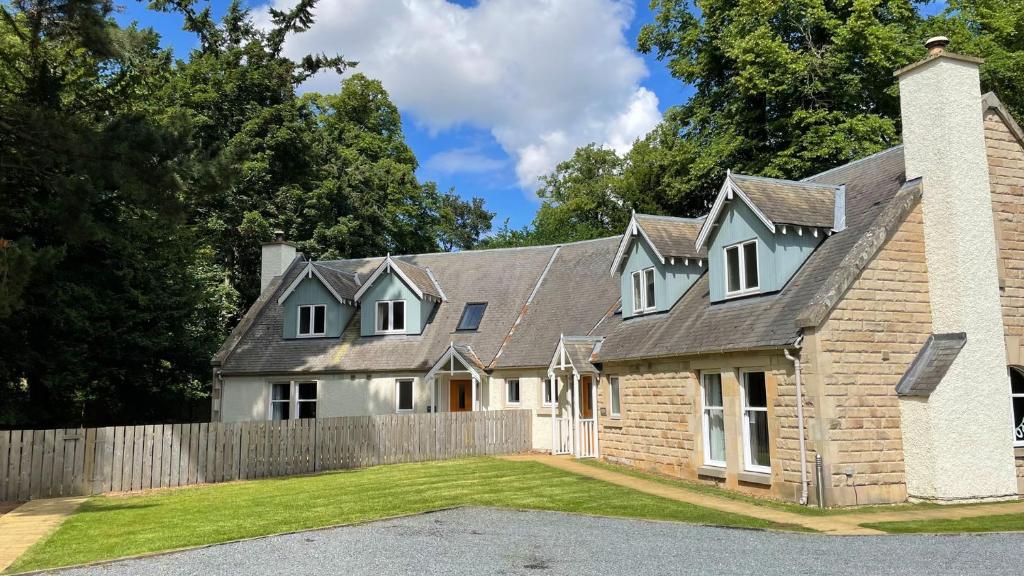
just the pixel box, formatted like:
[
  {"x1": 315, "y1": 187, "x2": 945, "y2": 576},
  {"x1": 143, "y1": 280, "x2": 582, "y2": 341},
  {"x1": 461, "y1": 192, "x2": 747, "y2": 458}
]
[
  {"x1": 297, "y1": 305, "x2": 327, "y2": 337},
  {"x1": 724, "y1": 240, "x2": 759, "y2": 297},
  {"x1": 631, "y1": 267, "x2": 656, "y2": 314},
  {"x1": 376, "y1": 300, "x2": 406, "y2": 333}
]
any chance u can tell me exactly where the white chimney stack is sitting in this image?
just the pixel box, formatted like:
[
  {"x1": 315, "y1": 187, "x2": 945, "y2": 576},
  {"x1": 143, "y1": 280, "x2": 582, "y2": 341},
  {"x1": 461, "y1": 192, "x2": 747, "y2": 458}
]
[
  {"x1": 260, "y1": 230, "x2": 297, "y2": 293},
  {"x1": 895, "y1": 41, "x2": 1018, "y2": 501}
]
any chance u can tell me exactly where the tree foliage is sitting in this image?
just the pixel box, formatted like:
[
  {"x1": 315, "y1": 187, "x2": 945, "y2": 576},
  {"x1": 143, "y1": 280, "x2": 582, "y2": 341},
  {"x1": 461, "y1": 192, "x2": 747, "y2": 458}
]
[
  {"x1": 495, "y1": 0, "x2": 1024, "y2": 247},
  {"x1": 0, "y1": 0, "x2": 493, "y2": 427}
]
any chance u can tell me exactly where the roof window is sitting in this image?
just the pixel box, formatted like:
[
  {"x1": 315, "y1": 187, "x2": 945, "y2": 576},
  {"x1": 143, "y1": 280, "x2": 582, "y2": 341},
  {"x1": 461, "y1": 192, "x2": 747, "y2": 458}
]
[{"x1": 457, "y1": 303, "x2": 487, "y2": 331}]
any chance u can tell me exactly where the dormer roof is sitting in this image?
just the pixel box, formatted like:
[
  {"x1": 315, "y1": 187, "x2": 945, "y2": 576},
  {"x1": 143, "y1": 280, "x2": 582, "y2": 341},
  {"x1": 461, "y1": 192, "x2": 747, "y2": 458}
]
[
  {"x1": 276, "y1": 262, "x2": 358, "y2": 306},
  {"x1": 609, "y1": 213, "x2": 707, "y2": 274},
  {"x1": 695, "y1": 172, "x2": 845, "y2": 250},
  {"x1": 352, "y1": 254, "x2": 445, "y2": 303}
]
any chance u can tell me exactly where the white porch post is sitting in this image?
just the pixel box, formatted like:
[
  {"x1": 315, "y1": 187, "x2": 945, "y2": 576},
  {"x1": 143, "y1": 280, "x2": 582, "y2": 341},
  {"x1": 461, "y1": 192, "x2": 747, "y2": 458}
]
[
  {"x1": 429, "y1": 376, "x2": 435, "y2": 413},
  {"x1": 549, "y1": 374, "x2": 557, "y2": 455},
  {"x1": 591, "y1": 375, "x2": 600, "y2": 458},
  {"x1": 572, "y1": 372, "x2": 581, "y2": 458}
]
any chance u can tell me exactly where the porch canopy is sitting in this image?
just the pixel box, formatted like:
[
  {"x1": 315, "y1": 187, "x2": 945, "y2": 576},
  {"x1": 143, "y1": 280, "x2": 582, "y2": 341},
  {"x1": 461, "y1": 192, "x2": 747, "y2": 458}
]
[
  {"x1": 425, "y1": 342, "x2": 486, "y2": 412},
  {"x1": 546, "y1": 335, "x2": 602, "y2": 457}
]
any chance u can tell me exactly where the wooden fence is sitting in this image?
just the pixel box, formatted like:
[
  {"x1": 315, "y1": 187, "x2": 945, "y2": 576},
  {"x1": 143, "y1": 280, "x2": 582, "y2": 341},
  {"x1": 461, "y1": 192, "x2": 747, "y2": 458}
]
[{"x1": 0, "y1": 410, "x2": 532, "y2": 501}]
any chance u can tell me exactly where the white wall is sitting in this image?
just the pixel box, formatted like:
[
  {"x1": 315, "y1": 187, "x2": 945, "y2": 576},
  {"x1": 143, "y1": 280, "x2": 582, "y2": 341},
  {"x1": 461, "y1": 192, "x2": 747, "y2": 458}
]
[{"x1": 898, "y1": 53, "x2": 1018, "y2": 501}]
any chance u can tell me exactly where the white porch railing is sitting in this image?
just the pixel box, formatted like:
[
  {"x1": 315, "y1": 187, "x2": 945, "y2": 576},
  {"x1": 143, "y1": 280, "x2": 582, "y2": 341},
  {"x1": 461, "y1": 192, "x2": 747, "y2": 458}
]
[
  {"x1": 554, "y1": 417, "x2": 572, "y2": 455},
  {"x1": 577, "y1": 419, "x2": 597, "y2": 458}
]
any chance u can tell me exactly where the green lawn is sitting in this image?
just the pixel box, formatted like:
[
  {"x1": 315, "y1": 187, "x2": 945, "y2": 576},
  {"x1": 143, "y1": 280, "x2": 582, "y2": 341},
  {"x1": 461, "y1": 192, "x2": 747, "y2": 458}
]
[
  {"x1": 862, "y1": 513, "x2": 1024, "y2": 534},
  {"x1": 8, "y1": 457, "x2": 802, "y2": 573},
  {"x1": 576, "y1": 459, "x2": 944, "y2": 517}
]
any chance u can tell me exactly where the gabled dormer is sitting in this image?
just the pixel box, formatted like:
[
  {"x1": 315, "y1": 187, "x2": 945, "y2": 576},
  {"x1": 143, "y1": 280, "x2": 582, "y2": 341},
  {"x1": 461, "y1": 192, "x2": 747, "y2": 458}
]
[
  {"x1": 353, "y1": 255, "x2": 445, "y2": 336},
  {"x1": 610, "y1": 213, "x2": 707, "y2": 319},
  {"x1": 277, "y1": 262, "x2": 359, "y2": 339},
  {"x1": 696, "y1": 172, "x2": 845, "y2": 302}
]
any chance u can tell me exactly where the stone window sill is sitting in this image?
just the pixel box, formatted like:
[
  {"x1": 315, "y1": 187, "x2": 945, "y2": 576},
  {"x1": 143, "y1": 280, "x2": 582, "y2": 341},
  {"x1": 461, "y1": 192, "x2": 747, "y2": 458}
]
[
  {"x1": 1014, "y1": 446, "x2": 1024, "y2": 458},
  {"x1": 737, "y1": 471, "x2": 772, "y2": 486},
  {"x1": 697, "y1": 466, "x2": 726, "y2": 479}
]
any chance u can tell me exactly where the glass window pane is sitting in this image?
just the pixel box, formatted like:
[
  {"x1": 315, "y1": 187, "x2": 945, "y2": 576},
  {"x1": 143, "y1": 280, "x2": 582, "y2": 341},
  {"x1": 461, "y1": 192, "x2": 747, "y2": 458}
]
[
  {"x1": 398, "y1": 380, "x2": 413, "y2": 410},
  {"x1": 377, "y1": 302, "x2": 389, "y2": 331},
  {"x1": 543, "y1": 381, "x2": 552, "y2": 404},
  {"x1": 299, "y1": 307, "x2": 311, "y2": 334},
  {"x1": 298, "y1": 382, "x2": 317, "y2": 400},
  {"x1": 745, "y1": 372, "x2": 767, "y2": 407},
  {"x1": 726, "y1": 246, "x2": 740, "y2": 293},
  {"x1": 272, "y1": 401, "x2": 289, "y2": 421},
  {"x1": 507, "y1": 380, "x2": 520, "y2": 403},
  {"x1": 1014, "y1": 396, "x2": 1024, "y2": 443},
  {"x1": 393, "y1": 301, "x2": 405, "y2": 331},
  {"x1": 298, "y1": 401, "x2": 316, "y2": 419},
  {"x1": 313, "y1": 306, "x2": 325, "y2": 334},
  {"x1": 610, "y1": 378, "x2": 621, "y2": 415},
  {"x1": 645, "y1": 268, "x2": 656, "y2": 309},
  {"x1": 1011, "y1": 368, "x2": 1024, "y2": 394},
  {"x1": 708, "y1": 410, "x2": 726, "y2": 463},
  {"x1": 632, "y1": 272, "x2": 642, "y2": 311},
  {"x1": 743, "y1": 242, "x2": 759, "y2": 289},
  {"x1": 704, "y1": 374, "x2": 723, "y2": 407},
  {"x1": 748, "y1": 411, "x2": 771, "y2": 467},
  {"x1": 458, "y1": 303, "x2": 487, "y2": 330},
  {"x1": 272, "y1": 383, "x2": 290, "y2": 401}
]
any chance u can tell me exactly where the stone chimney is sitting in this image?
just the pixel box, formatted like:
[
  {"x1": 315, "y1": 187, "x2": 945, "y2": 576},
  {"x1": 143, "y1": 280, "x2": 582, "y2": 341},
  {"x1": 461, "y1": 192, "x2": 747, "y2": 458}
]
[
  {"x1": 895, "y1": 41, "x2": 1018, "y2": 501},
  {"x1": 261, "y1": 230, "x2": 297, "y2": 293}
]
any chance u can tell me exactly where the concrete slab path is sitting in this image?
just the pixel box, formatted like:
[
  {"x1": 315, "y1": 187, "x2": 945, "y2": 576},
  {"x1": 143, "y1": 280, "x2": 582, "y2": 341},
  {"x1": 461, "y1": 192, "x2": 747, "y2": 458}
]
[
  {"x1": 504, "y1": 454, "x2": 1024, "y2": 535},
  {"x1": 0, "y1": 497, "x2": 87, "y2": 572}
]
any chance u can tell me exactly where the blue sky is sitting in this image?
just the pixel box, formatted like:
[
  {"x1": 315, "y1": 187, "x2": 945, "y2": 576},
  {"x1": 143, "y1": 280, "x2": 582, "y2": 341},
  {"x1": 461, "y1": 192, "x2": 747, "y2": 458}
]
[
  {"x1": 113, "y1": 0, "x2": 691, "y2": 230},
  {"x1": 114, "y1": 0, "x2": 944, "y2": 231}
]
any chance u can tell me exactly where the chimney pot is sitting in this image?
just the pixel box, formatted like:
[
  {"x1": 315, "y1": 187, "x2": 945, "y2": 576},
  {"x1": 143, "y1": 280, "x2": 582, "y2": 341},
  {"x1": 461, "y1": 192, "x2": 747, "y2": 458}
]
[
  {"x1": 273, "y1": 229, "x2": 286, "y2": 242},
  {"x1": 924, "y1": 36, "x2": 950, "y2": 57}
]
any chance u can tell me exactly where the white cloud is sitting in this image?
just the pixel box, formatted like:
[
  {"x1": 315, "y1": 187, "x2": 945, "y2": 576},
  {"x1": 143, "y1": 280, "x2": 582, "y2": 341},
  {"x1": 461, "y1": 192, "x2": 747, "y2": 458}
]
[
  {"x1": 258, "y1": 0, "x2": 661, "y2": 195},
  {"x1": 423, "y1": 147, "x2": 506, "y2": 174}
]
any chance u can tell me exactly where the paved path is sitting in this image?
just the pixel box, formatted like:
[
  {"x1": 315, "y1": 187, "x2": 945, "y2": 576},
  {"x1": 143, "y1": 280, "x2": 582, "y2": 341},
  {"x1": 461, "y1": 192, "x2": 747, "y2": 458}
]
[
  {"x1": 38, "y1": 507, "x2": 1024, "y2": 576},
  {"x1": 503, "y1": 454, "x2": 1024, "y2": 534},
  {"x1": 0, "y1": 497, "x2": 87, "y2": 572}
]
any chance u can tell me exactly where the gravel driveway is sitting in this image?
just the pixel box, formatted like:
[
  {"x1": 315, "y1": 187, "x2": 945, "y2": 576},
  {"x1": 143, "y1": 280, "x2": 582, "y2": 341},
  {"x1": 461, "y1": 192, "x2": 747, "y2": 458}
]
[{"x1": 40, "y1": 507, "x2": 1024, "y2": 576}]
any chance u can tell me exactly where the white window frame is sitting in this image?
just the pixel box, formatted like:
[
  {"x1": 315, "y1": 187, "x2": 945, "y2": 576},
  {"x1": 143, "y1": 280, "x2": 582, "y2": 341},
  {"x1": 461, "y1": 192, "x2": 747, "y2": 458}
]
[
  {"x1": 296, "y1": 304, "x2": 327, "y2": 337},
  {"x1": 740, "y1": 370, "x2": 771, "y2": 474},
  {"x1": 724, "y1": 239, "x2": 760, "y2": 298},
  {"x1": 376, "y1": 300, "x2": 407, "y2": 334},
  {"x1": 701, "y1": 372, "x2": 726, "y2": 468},
  {"x1": 631, "y1": 267, "x2": 657, "y2": 314},
  {"x1": 1011, "y1": 367, "x2": 1024, "y2": 447},
  {"x1": 541, "y1": 379, "x2": 558, "y2": 407},
  {"x1": 268, "y1": 380, "x2": 319, "y2": 421},
  {"x1": 395, "y1": 378, "x2": 415, "y2": 413},
  {"x1": 506, "y1": 378, "x2": 520, "y2": 405},
  {"x1": 608, "y1": 377, "x2": 621, "y2": 419}
]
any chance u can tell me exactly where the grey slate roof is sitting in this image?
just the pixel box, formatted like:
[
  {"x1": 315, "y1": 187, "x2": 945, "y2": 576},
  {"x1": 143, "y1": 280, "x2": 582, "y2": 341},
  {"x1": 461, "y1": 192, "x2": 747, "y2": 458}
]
[
  {"x1": 312, "y1": 263, "x2": 360, "y2": 301},
  {"x1": 555, "y1": 337, "x2": 602, "y2": 374},
  {"x1": 634, "y1": 214, "x2": 707, "y2": 259},
  {"x1": 217, "y1": 239, "x2": 622, "y2": 375},
  {"x1": 730, "y1": 173, "x2": 840, "y2": 229},
  {"x1": 895, "y1": 333, "x2": 967, "y2": 396},
  {"x1": 597, "y1": 146, "x2": 911, "y2": 362},
  {"x1": 390, "y1": 259, "x2": 444, "y2": 300}
]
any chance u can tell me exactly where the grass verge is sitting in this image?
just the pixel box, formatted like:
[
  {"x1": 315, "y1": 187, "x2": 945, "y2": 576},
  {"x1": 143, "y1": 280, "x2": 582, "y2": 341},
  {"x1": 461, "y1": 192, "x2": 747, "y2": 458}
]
[
  {"x1": 8, "y1": 457, "x2": 802, "y2": 573},
  {"x1": 576, "y1": 459, "x2": 947, "y2": 517},
  {"x1": 862, "y1": 513, "x2": 1024, "y2": 534}
]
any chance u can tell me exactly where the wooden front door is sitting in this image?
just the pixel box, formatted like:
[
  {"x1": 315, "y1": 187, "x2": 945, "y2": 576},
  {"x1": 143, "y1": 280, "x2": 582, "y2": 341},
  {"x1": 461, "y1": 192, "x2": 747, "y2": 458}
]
[
  {"x1": 449, "y1": 379, "x2": 472, "y2": 412},
  {"x1": 579, "y1": 376, "x2": 593, "y2": 419}
]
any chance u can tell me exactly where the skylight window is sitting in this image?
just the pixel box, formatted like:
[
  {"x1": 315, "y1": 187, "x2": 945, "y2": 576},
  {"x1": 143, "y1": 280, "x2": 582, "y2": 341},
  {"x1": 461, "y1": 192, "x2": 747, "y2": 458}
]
[{"x1": 457, "y1": 303, "x2": 487, "y2": 331}]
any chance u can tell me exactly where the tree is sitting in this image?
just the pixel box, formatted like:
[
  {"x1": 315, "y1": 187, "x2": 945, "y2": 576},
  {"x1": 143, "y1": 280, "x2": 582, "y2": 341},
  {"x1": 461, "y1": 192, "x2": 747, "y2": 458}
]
[
  {"x1": 0, "y1": 0, "x2": 229, "y2": 425},
  {"x1": 436, "y1": 191, "x2": 494, "y2": 251},
  {"x1": 491, "y1": 0, "x2": 1024, "y2": 249}
]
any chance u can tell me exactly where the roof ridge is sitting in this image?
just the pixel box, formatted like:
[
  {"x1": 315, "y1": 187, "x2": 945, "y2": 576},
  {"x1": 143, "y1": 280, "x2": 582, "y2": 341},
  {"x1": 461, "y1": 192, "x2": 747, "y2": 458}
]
[
  {"x1": 635, "y1": 213, "x2": 707, "y2": 223},
  {"x1": 801, "y1": 145, "x2": 905, "y2": 182},
  {"x1": 313, "y1": 235, "x2": 623, "y2": 266},
  {"x1": 731, "y1": 172, "x2": 842, "y2": 189}
]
